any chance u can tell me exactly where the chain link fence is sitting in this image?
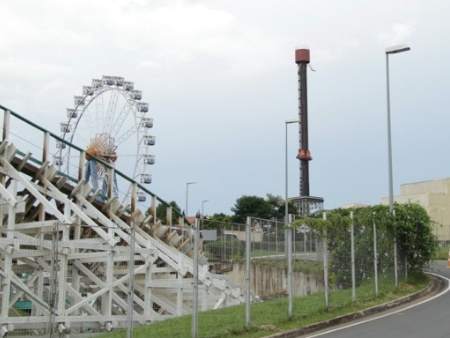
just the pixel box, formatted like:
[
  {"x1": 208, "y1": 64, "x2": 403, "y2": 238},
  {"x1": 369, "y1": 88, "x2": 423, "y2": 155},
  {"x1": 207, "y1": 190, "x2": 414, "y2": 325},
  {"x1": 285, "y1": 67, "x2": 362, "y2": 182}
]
[{"x1": 0, "y1": 210, "x2": 408, "y2": 338}]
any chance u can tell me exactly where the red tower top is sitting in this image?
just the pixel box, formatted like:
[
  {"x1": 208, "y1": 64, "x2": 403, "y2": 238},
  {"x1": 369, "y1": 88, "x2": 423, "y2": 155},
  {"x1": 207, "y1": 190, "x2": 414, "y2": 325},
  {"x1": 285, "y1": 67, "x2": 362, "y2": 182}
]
[{"x1": 295, "y1": 49, "x2": 310, "y2": 64}]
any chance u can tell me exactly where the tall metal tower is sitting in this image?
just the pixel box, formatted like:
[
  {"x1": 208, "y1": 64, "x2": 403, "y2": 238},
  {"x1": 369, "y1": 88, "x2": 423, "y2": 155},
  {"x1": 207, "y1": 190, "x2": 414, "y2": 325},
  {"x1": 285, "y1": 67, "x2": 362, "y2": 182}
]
[
  {"x1": 293, "y1": 49, "x2": 323, "y2": 215},
  {"x1": 295, "y1": 49, "x2": 311, "y2": 197}
]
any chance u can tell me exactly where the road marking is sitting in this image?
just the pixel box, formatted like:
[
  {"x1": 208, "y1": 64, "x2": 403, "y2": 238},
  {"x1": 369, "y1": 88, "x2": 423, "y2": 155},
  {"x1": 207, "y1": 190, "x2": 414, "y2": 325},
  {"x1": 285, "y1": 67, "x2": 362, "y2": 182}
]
[{"x1": 303, "y1": 272, "x2": 450, "y2": 337}]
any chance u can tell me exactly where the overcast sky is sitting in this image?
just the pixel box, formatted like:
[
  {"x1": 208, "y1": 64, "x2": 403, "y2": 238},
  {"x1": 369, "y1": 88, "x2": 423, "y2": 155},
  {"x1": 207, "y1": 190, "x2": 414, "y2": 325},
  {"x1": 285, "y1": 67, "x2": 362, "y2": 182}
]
[{"x1": 1, "y1": 0, "x2": 450, "y2": 215}]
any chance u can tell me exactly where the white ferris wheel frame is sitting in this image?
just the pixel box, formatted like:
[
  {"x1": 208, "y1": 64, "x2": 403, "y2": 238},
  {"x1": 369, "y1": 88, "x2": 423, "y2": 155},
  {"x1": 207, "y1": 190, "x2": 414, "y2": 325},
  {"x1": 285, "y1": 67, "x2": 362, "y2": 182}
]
[{"x1": 57, "y1": 77, "x2": 154, "y2": 201}]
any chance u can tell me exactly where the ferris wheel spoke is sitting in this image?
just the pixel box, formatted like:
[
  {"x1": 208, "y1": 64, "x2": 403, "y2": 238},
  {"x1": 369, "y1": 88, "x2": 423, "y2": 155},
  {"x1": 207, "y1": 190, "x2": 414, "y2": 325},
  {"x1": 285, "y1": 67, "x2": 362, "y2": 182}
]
[
  {"x1": 104, "y1": 90, "x2": 119, "y2": 134},
  {"x1": 100, "y1": 91, "x2": 105, "y2": 134},
  {"x1": 110, "y1": 103, "x2": 133, "y2": 139},
  {"x1": 108, "y1": 99, "x2": 129, "y2": 137},
  {"x1": 104, "y1": 90, "x2": 114, "y2": 133},
  {"x1": 115, "y1": 125, "x2": 139, "y2": 147},
  {"x1": 108, "y1": 91, "x2": 121, "y2": 135},
  {"x1": 94, "y1": 92, "x2": 102, "y2": 131}
]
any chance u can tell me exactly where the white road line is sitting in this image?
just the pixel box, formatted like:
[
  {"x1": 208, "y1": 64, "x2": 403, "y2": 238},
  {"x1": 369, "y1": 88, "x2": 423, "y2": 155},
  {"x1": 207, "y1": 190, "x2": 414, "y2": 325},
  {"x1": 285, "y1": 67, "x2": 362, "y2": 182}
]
[{"x1": 304, "y1": 272, "x2": 450, "y2": 338}]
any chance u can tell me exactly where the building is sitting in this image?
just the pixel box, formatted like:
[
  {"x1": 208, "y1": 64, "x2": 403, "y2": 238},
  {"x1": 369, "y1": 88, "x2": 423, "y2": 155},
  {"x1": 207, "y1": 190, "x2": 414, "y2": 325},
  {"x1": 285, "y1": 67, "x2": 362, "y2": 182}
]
[{"x1": 381, "y1": 178, "x2": 450, "y2": 242}]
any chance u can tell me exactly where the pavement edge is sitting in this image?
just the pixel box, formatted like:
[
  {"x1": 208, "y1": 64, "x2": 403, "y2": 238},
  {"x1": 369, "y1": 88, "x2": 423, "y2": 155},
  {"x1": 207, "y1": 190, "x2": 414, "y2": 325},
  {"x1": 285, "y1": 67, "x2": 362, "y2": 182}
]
[{"x1": 264, "y1": 273, "x2": 447, "y2": 338}]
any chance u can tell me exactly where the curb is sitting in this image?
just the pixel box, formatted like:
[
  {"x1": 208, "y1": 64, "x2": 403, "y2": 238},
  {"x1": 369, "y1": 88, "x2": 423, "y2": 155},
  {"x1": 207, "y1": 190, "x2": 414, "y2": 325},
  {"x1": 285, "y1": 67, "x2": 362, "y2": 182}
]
[{"x1": 265, "y1": 274, "x2": 446, "y2": 338}]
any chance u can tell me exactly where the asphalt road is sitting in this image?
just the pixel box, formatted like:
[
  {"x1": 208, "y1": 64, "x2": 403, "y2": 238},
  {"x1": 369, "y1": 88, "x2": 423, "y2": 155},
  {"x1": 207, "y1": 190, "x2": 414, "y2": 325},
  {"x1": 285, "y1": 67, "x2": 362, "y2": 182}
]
[{"x1": 301, "y1": 261, "x2": 450, "y2": 338}]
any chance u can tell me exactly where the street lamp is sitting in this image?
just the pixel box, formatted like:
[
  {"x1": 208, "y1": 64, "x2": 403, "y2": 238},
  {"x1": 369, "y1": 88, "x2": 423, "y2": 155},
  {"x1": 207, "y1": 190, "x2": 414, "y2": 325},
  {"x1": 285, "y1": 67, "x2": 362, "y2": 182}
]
[
  {"x1": 201, "y1": 200, "x2": 209, "y2": 217},
  {"x1": 284, "y1": 119, "x2": 299, "y2": 319},
  {"x1": 385, "y1": 44, "x2": 410, "y2": 287},
  {"x1": 185, "y1": 181, "x2": 197, "y2": 217},
  {"x1": 285, "y1": 120, "x2": 300, "y2": 223}
]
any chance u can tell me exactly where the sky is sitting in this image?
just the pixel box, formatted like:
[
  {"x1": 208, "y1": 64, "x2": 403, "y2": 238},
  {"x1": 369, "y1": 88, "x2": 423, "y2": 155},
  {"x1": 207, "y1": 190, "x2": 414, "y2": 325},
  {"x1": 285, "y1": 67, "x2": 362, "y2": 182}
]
[{"x1": 1, "y1": 0, "x2": 450, "y2": 215}]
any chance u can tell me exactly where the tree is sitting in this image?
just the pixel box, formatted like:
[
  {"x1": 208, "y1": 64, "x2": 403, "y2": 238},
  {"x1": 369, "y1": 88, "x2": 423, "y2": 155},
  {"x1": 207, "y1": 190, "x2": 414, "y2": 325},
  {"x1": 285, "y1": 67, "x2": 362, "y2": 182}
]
[
  {"x1": 156, "y1": 201, "x2": 181, "y2": 224},
  {"x1": 266, "y1": 193, "x2": 297, "y2": 219},
  {"x1": 202, "y1": 213, "x2": 233, "y2": 229},
  {"x1": 231, "y1": 195, "x2": 273, "y2": 223}
]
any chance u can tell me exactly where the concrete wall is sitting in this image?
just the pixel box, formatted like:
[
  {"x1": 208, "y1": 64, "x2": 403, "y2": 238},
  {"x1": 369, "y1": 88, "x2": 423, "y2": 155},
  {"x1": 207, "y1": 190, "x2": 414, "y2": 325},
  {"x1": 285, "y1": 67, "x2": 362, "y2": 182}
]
[{"x1": 226, "y1": 262, "x2": 323, "y2": 299}]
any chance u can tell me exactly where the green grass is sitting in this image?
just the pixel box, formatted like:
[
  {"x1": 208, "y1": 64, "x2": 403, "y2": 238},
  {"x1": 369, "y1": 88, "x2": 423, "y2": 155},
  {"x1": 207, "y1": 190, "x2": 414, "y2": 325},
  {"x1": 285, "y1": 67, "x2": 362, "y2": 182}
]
[
  {"x1": 433, "y1": 245, "x2": 449, "y2": 260},
  {"x1": 252, "y1": 257, "x2": 323, "y2": 276},
  {"x1": 98, "y1": 273, "x2": 428, "y2": 338}
]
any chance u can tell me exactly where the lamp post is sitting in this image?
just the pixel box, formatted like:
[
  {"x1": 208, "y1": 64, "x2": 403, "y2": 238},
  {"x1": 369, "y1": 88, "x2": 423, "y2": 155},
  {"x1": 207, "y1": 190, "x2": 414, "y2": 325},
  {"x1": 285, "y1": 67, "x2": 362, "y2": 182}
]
[
  {"x1": 385, "y1": 44, "x2": 410, "y2": 287},
  {"x1": 185, "y1": 182, "x2": 197, "y2": 218},
  {"x1": 285, "y1": 119, "x2": 299, "y2": 319},
  {"x1": 201, "y1": 199, "x2": 209, "y2": 217},
  {"x1": 285, "y1": 120, "x2": 300, "y2": 223}
]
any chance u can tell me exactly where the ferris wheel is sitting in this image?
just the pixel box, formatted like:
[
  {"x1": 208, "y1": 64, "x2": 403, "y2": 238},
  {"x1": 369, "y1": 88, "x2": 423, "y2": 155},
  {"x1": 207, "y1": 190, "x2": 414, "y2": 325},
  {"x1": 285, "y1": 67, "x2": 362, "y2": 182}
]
[{"x1": 54, "y1": 75, "x2": 155, "y2": 202}]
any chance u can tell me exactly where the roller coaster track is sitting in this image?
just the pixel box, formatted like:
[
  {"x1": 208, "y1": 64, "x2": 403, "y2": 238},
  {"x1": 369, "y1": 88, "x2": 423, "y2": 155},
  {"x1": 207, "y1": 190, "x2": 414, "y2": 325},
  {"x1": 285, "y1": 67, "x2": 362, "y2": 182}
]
[{"x1": 0, "y1": 105, "x2": 242, "y2": 335}]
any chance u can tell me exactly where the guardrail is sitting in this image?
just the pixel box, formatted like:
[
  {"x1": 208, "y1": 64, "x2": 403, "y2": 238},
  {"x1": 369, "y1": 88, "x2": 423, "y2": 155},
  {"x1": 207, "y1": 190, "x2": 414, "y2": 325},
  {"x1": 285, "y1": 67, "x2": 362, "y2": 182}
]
[{"x1": 0, "y1": 104, "x2": 188, "y2": 225}]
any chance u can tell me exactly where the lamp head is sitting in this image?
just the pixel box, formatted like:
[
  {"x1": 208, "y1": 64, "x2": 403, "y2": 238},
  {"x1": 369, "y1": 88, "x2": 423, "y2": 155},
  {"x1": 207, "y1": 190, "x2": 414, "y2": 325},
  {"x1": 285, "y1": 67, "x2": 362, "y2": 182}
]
[{"x1": 386, "y1": 45, "x2": 411, "y2": 55}]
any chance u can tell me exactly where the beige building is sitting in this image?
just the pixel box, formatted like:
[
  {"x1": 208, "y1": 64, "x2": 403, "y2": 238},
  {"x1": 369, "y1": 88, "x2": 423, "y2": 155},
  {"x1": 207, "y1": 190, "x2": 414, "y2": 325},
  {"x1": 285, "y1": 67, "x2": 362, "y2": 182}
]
[{"x1": 382, "y1": 178, "x2": 450, "y2": 242}]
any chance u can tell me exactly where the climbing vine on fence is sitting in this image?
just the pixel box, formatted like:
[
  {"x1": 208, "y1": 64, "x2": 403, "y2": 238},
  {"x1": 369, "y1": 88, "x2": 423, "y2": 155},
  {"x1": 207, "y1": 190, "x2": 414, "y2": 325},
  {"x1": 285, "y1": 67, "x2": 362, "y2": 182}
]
[{"x1": 293, "y1": 203, "x2": 435, "y2": 288}]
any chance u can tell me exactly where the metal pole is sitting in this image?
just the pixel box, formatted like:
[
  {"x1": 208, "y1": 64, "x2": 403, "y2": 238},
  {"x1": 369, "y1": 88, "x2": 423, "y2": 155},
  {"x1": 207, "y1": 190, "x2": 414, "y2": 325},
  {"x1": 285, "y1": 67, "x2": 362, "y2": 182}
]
[
  {"x1": 303, "y1": 231, "x2": 307, "y2": 253},
  {"x1": 192, "y1": 217, "x2": 199, "y2": 338},
  {"x1": 350, "y1": 211, "x2": 356, "y2": 302},
  {"x1": 309, "y1": 231, "x2": 312, "y2": 253},
  {"x1": 285, "y1": 120, "x2": 293, "y2": 319},
  {"x1": 393, "y1": 209, "x2": 398, "y2": 287},
  {"x1": 275, "y1": 219, "x2": 278, "y2": 253},
  {"x1": 285, "y1": 122, "x2": 289, "y2": 231},
  {"x1": 386, "y1": 53, "x2": 399, "y2": 287},
  {"x1": 287, "y1": 214, "x2": 293, "y2": 318},
  {"x1": 245, "y1": 216, "x2": 251, "y2": 328},
  {"x1": 293, "y1": 227, "x2": 296, "y2": 254},
  {"x1": 373, "y1": 215, "x2": 379, "y2": 297},
  {"x1": 386, "y1": 53, "x2": 394, "y2": 215},
  {"x1": 322, "y1": 212, "x2": 329, "y2": 309},
  {"x1": 405, "y1": 255, "x2": 408, "y2": 280}
]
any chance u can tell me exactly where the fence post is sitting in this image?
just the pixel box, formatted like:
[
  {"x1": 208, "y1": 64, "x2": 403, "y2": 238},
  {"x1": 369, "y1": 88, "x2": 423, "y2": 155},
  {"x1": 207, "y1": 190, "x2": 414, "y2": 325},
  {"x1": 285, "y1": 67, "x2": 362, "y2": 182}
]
[
  {"x1": 245, "y1": 216, "x2": 251, "y2": 328},
  {"x1": 392, "y1": 209, "x2": 399, "y2": 287},
  {"x1": 373, "y1": 214, "x2": 379, "y2": 297},
  {"x1": 275, "y1": 219, "x2": 278, "y2": 253},
  {"x1": 405, "y1": 255, "x2": 408, "y2": 280},
  {"x1": 322, "y1": 212, "x2": 329, "y2": 309},
  {"x1": 293, "y1": 226, "x2": 296, "y2": 254},
  {"x1": 350, "y1": 211, "x2": 356, "y2": 302},
  {"x1": 287, "y1": 214, "x2": 293, "y2": 318},
  {"x1": 192, "y1": 216, "x2": 200, "y2": 338}
]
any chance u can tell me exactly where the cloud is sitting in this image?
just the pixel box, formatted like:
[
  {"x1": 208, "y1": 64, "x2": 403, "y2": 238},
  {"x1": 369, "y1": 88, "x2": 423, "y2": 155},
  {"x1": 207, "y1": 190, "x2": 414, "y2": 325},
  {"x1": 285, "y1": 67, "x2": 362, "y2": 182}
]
[
  {"x1": 0, "y1": 0, "x2": 449, "y2": 213},
  {"x1": 378, "y1": 23, "x2": 415, "y2": 46}
]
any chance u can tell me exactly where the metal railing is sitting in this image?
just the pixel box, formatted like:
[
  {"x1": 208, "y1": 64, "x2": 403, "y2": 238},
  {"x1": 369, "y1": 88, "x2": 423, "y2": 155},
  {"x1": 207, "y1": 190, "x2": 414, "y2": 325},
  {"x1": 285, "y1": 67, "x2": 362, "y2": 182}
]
[{"x1": 0, "y1": 104, "x2": 189, "y2": 225}]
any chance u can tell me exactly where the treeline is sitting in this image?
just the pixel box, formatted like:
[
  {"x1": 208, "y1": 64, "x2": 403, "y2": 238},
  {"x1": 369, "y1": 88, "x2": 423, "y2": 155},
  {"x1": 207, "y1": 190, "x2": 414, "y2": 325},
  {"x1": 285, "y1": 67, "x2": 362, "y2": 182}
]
[{"x1": 154, "y1": 194, "x2": 296, "y2": 226}]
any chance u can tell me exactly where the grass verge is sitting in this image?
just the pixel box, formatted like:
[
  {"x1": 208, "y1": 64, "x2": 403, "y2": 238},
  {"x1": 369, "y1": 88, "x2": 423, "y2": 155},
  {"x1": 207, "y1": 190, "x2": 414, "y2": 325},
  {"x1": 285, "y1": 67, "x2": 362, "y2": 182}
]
[
  {"x1": 433, "y1": 245, "x2": 449, "y2": 260},
  {"x1": 98, "y1": 273, "x2": 428, "y2": 338}
]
